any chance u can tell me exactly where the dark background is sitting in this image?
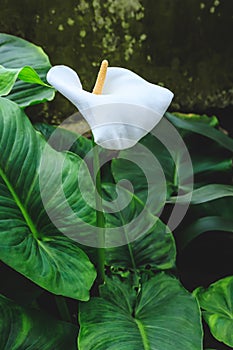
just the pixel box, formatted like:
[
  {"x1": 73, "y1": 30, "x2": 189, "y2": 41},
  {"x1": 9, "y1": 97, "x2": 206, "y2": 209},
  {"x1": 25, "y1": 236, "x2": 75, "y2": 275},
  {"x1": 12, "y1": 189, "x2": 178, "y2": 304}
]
[{"x1": 1, "y1": 0, "x2": 233, "y2": 132}]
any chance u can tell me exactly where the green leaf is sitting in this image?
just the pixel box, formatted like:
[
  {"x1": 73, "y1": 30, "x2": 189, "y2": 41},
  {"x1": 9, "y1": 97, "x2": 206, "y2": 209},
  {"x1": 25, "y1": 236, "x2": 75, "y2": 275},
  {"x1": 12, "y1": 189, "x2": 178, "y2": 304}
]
[
  {"x1": 0, "y1": 294, "x2": 77, "y2": 350},
  {"x1": 166, "y1": 112, "x2": 233, "y2": 152},
  {"x1": 34, "y1": 122, "x2": 92, "y2": 159},
  {"x1": 103, "y1": 184, "x2": 176, "y2": 271},
  {"x1": 0, "y1": 97, "x2": 96, "y2": 300},
  {"x1": 111, "y1": 134, "x2": 176, "y2": 209},
  {"x1": 191, "y1": 154, "x2": 232, "y2": 176},
  {"x1": 196, "y1": 197, "x2": 233, "y2": 219},
  {"x1": 0, "y1": 33, "x2": 55, "y2": 107},
  {"x1": 78, "y1": 273, "x2": 203, "y2": 350},
  {"x1": 177, "y1": 216, "x2": 233, "y2": 250},
  {"x1": 175, "y1": 196, "x2": 233, "y2": 250},
  {"x1": 194, "y1": 276, "x2": 233, "y2": 347},
  {"x1": 172, "y1": 112, "x2": 219, "y2": 127},
  {"x1": 0, "y1": 65, "x2": 50, "y2": 96},
  {"x1": 113, "y1": 110, "x2": 232, "y2": 210},
  {"x1": 169, "y1": 184, "x2": 233, "y2": 205},
  {"x1": 18, "y1": 65, "x2": 50, "y2": 86},
  {"x1": 165, "y1": 113, "x2": 232, "y2": 188},
  {"x1": 35, "y1": 124, "x2": 175, "y2": 270}
]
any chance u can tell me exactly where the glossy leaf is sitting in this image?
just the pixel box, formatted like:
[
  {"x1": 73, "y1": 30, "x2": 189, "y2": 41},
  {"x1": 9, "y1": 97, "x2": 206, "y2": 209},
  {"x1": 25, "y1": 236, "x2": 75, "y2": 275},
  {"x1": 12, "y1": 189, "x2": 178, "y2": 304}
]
[
  {"x1": 191, "y1": 153, "x2": 232, "y2": 176},
  {"x1": 111, "y1": 133, "x2": 176, "y2": 208},
  {"x1": 0, "y1": 33, "x2": 54, "y2": 106},
  {"x1": 112, "y1": 113, "x2": 230, "y2": 209},
  {"x1": 175, "y1": 195, "x2": 233, "y2": 250},
  {"x1": 0, "y1": 294, "x2": 77, "y2": 350},
  {"x1": 34, "y1": 122, "x2": 92, "y2": 159},
  {"x1": 0, "y1": 65, "x2": 50, "y2": 96},
  {"x1": 78, "y1": 273, "x2": 203, "y2": 350},
  {"x1": 103, "y1": 184, "x2": 176, "y2": 270},
  {"x1": 166, "y1": 112, "x2": 233, "y2": 152},
  {"x1": 172, "y1": 112, "x2": 219, "y2": 127},
  {"x1": 0, "y1": 97, "x2": 96, "y2": 300},
  {"x1": 194, "y1": 276, "x2": 233, "y2": 347},
  {"x1": 169, "y1": 184, "x2": 233, "y2": 205},
  {"x1": 177, "y1": 216, "x2": 233, "y2": 250},
  {"x1": 165, "y1": 112, "x2": 232, "y2": 191},
  {"x1": 36, "y1": 123, "x2": 173, "y2": 263}
]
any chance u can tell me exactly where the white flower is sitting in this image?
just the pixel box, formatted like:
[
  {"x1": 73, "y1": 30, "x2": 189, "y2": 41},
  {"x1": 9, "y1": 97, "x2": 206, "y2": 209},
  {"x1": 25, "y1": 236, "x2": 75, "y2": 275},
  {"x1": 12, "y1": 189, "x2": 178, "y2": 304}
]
[{"x1": 46, "y1": 61, "x2": 173, "y2": 150}]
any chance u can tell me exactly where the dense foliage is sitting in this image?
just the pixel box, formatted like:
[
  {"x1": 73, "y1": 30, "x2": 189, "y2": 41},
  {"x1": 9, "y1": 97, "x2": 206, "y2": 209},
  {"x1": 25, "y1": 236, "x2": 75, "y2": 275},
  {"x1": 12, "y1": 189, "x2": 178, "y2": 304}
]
[{"x1": 0, "y1": 34, "x2": 232, "y2": 350}]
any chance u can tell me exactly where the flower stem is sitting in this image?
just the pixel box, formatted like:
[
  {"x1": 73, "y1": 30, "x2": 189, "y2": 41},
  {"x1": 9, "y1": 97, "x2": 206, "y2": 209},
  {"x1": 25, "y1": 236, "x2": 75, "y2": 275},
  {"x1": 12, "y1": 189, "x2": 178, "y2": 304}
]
[
  {"x1": 92, "y1": 141, "x2": 105, "y2": 285},
  {"x1": 91, "y1": 60, "x2": 108, "y2": 286}
]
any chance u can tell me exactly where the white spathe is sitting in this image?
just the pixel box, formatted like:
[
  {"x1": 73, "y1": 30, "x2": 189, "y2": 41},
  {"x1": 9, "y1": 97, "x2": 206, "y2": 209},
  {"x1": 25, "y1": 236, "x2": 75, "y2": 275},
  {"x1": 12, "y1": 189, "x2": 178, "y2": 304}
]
[{"x1": 46, "y1": 65, "x2": 174, "y2": 150}]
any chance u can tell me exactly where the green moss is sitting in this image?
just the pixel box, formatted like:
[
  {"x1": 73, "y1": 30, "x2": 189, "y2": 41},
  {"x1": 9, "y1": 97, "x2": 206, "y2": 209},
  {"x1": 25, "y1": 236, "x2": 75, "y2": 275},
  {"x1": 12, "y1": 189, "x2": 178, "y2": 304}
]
[{"x1": 1, "y1": 0, "x2": 232, "y2": 123}]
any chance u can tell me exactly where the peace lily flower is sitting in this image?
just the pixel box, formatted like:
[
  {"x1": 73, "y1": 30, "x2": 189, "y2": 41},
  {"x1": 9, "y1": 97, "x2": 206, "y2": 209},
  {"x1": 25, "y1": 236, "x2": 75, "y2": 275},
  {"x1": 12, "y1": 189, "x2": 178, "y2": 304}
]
[{"x1": 47, "y1": 60, "x2": 174, "y2": 150}]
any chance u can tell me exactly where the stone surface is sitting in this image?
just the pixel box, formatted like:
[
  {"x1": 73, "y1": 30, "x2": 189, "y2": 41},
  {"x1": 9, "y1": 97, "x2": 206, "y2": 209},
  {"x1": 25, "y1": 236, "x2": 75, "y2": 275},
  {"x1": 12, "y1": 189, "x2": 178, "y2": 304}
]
[{"x1": 1, "y1": 0, "x2": 233, "y2": 124}]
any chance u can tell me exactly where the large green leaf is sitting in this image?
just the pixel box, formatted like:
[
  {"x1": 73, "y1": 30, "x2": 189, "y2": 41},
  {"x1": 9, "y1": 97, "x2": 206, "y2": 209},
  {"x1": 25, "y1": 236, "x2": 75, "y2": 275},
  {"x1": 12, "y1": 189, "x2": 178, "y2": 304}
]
[
  {"x1": 177, "y1": 216, "x2": 233, "y2": 250},
  {"x1": 169, "y1": 112, "x2": 230, "y2": 177},
  {"x1": 191, "y1": 153, "x2": 232, "y2": 176},
  {"x1": 194, "y1": 276, "x2": 233, "y2": 347},
  {"x1": 112, "y1": 113, "x2": 232, "y2": 210},
  {"x1": 112, "y1": 124, "x2": 230, "y2": 216},
  {"x1": 35, "y1": 124, "x2": 175, "y2": 269},
  {"x1": 0, "y1": 294, "x2": 77, "y2": 350},
  {"x1": 172, "y1": 112, "x2": 219, "y2": 127},
  {"x1": 0, "y1": 97, "x2": 96, "y2": 300},
  {"x1": 111, "y1": 133, "x2": 176, "y2": 207},
  {"x1": 34, "y1": 122, "x2": 92, "y2": 159},
  {"x1": 166, "y1": 112, "x2": 232, "y2": 188},
  {"x1": 0, "y1": 65, "x2": 50, "y2": 96},
  {"x1": 169, "y1": 184, "x2": 233, "y2": 205},
  {"x1": 166, "y1": 112, "x2": 233, "y2": 152},
  {"x1": 78, "y1": 273, "x2": 203, "y2": 350},
  {"x1": 175, "y1": 196, "x2": 233, "y2": 250},
  {"x1": 0, "y1": 33, "x2": 55, "y2": 107},
  {"x1": 103, "y1": 184, "x2": 176, "y2": 271}
]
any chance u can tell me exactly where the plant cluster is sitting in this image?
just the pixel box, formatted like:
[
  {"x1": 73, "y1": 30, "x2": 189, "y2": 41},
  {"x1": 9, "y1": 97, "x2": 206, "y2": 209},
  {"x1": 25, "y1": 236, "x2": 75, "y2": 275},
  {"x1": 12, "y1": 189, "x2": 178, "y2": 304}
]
[{"x1": 0, "y1": 34, "x2": 232, "y2": 349}]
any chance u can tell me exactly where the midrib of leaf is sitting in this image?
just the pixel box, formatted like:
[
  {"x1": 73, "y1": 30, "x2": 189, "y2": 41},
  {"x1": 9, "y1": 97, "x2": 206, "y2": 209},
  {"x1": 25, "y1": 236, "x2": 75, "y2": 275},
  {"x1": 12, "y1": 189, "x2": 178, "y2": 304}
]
[
  {"x1": 118, "y1": 207, "x2": 137, "y2": 271},
  {"x1": 166, "y1": 112, "x2": 233, "y2": 152},
  {"x1": 108, "y1": 184, "x2": 160, "y2": 271},
  {"x1": 172, "y1": 153, "x2": 179, "y2": 189},
  {"x1": 37, "y1": 239, "x2": 60, "y2": 271},
  {"x1": 11, "y1": 312, "x2": 31, "y2": 348},
  {"x1": 211, "y1": 305, "x2": 233, "y2": 319},
  {"x1": 135, "y1": 318, "x2": 150, "y2": 350},
  {"x1": 0, "y1": 166, "x2": 39, "y2": 239},
  {"x1": 117, "y1": 187, "x2": 159, "y2": 271}
]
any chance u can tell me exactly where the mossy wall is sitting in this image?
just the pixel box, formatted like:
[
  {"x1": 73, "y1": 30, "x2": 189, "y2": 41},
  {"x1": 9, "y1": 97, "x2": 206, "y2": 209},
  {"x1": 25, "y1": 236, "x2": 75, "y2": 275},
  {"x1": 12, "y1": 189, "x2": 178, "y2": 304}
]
[{"x1": 1, "y1": 0, "x2": 233, "y2": 121}]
